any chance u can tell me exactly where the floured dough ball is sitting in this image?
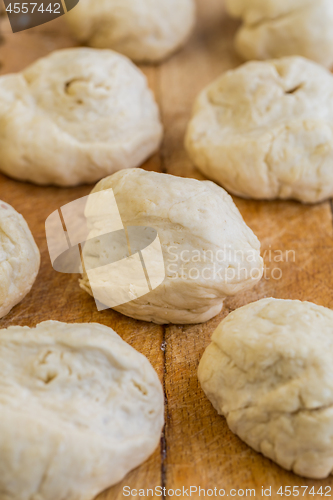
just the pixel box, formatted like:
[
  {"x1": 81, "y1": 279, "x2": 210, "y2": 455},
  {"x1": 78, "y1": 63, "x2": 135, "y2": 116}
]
[
  {"x1": 80, "y1": 168, "x2": 263, "y2": 325},
  {"x1": 0, "y1": 48, "x2": 162, "y2": 187},
  {"x1": 0, "y1": 201, "x2": 40, "y2": 319},
  {"x1": 198, "y1": 298, "x2": 333, "y2": 478},
  {"x1": 66, "y1": 0, "x2": 196, "y2": 63},
  {"x1": 0, "y1": 321, "x2": 164, "y2": 499},
  {"x1": 186, "y1": 57, "x2": 333, "y2": 203},
  {"x1": 225, "y1": 0, "x2": 333, "y2": 68}
]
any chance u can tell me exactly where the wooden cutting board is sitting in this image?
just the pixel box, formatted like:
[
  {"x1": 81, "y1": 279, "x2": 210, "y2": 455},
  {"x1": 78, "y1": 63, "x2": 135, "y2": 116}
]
[{"x1": 1, "y1": 1, "x2": 333, "y2": 498}]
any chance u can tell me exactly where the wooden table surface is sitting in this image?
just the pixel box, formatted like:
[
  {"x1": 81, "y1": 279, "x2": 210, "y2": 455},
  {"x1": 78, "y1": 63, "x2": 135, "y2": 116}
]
[{"x1": 1, "y1": 1, "x2": 333, "y2": 499}]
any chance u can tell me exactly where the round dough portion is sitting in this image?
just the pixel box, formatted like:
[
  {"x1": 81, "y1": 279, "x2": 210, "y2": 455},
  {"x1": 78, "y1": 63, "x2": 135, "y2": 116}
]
[
  {"x1": 66, "y1": 0, "x2": 196, "y2": 63},
  {"x1": 80, "y1": 168, "x2": 263, "y2": 325},
  {"x1": 0, "y1": 48, "x2": 162, "y2": 187},
  {"x1": 0, "y1": 321, "x2": 164, "y2": 500},
  {"x1": 198, "y1": 298, "x2": 333, "y2": 479},
  {"x1": 0, "y1": 201, "x2": 40, "y2": 319},
  {"x1": 186, "y1": 57, "x2": 333, "y2": 203},
  {"x1": 225, "y1": 0, "x2": 333, "y2": 68}
]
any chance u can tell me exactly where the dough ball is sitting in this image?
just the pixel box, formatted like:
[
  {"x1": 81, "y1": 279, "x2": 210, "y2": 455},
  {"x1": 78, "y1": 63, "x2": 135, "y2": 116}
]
[
  {"x1": 225, "y1": 0, "x2": 333, "y2": 68},
  {"x1": 186, "y1": 56, "x2": 333, "y2": 203},
  {"x1": 0, "y1": 48, "x2": 163, "y2": 187},
  {"x1": 0, "y1": 321, "x2": 164, "y2": 499},
  {"x1": 198, "y1": 298, "x2": 333, "y2": 479},
  {"x1": 80, "y1": 168, "x2": 263, "y2": 325},
  {"x1": 0, "y1": 201, "x2": 40, "y2": 319},
  {"x1": 66, "y1": 0, "x2": 196, "y2": 63}
]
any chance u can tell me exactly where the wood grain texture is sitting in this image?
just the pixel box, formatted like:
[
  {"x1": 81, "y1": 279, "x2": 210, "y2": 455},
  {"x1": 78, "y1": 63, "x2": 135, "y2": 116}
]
[{"x1": 1, "y1": 0, "x2": 333, "y2": 499}]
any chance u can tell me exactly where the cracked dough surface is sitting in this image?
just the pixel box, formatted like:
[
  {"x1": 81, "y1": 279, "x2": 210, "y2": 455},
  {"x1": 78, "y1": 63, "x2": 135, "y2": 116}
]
[
  {"x1": 225, "y1": 0, "x2": 333, "y2": 68},
  {"x1": 0, "y1": 48, "x2": 162, "y2": 187},
  {"x1": 0, "y1": 321, "x2": 164, "y2": 500},
  {"x1": 0, "y1": 201, "x2": 40, "y2": 319},
  {"x1": 198, "y1": 298, "x2": 333, "y2": 479},
  {"x1": 80, "y1": 168, "x2": 263, "y2": 324},
  {"x1": 66, "y1": 0, "x2": 196, "y2": 63},
  {"x1": 185, "y1": 57, "x2": 333, "y2": 203}
]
